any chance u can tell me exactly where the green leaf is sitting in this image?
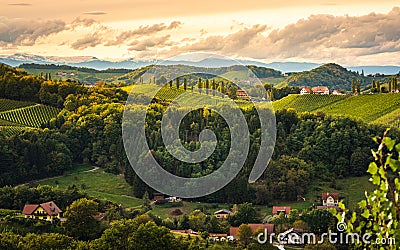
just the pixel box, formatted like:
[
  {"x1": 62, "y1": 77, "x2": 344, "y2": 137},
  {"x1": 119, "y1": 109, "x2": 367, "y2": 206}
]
[
  {"x1": 383, "y1": 137, "x2": 395, "y2": 151},
  {"x1": 372, "y1": 174, "x2": 380, "y2": 185},
  {"x1": 388, "y1": 158, "x2": 400, "y2": 172},
  {"x1": 395, "y1": 143, "x2": 400, "y2": 153},
  {"x1": 358, "y1": 200, "x2": 367, "y2": 208},
  {"x1": 361, "y1": 209, "x2": 370, "y2": 218},
  {"x1": 367, "y1": 162, "x2": 378, "y2": 175}
]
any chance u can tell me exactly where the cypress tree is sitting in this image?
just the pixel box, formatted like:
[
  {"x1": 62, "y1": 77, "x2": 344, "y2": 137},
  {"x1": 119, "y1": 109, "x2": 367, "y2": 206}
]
[{"x1": 198, "y1": 77, "x2": 202, "y2": 93}]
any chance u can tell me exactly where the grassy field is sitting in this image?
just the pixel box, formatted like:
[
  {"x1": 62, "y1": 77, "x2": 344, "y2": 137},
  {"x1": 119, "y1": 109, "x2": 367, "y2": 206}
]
[
  {"x1": 272, "y1": 93, "x2": 400, "y2": 127},
  {"x1": 38, "y1": 167, "x2": 143, "y2": 208},
  {"x1": 34, "y1": 162, "x2": 373, "y2": 218}
]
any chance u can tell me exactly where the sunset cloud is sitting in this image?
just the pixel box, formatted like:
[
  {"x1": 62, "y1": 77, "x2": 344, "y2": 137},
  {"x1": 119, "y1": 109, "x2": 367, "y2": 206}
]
[
  {"x1": 0, "y1": 16, "x2": 65, "y2": 46},
  {"x1": 71, "y1": 34, "x2": 104, "y2": 50},
  {"x1": 106, "y1": 21, "x2": 182, "y2": 46}
]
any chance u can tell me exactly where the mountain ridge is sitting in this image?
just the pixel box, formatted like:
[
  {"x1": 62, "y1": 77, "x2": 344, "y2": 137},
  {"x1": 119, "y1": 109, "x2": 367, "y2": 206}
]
[{"x1": 1, "y1": 53, "x2": 399, "y2": 74}]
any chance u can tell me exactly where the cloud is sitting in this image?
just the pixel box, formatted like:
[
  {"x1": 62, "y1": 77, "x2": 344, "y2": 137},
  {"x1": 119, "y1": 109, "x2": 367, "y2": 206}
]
[
  {"x1": 0, "y1": 16, "x2": 65, "y2": 46},
  {"x1": 106, "y1": 21, "x2": 182, "y2": 46},
  {"x1": 70, "y1": 17, "x2": 98, "y2": 28},
  {"x1": 8, "y1": 3, "x2": 31, "y2": 6},
  {"x1": 152, "y1": 7, "x2": 400, "y2": 63},
  {"x1": 71, "y1": 34, "x2": 103, "y2": 50},
  {"x1": 128, "y1": 35, "x2": 173, "y2": 51},
  {"x1": 259, "y1": 7, "x2": 400, "y2": 60},
  {"x1": 158, "y1": 24, "x2": 268, "y2": 58},
  {"x1": 83, "y1": 11, "x2": 107, "y2": 15}
]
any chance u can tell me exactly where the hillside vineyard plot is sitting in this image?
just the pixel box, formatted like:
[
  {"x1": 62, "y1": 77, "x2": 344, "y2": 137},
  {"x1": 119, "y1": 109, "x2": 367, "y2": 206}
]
[
  {"x1": 0, "y1": 104, "x2": 60, "y2": 128},
  {"x1": 0, "y1": 99, "x2": 35, "y2": 112}
]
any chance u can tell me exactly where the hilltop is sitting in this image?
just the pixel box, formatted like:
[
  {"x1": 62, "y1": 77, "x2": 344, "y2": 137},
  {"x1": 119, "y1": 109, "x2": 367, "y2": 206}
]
[{"x1": 282, "y1": 63, "x2": 368, "y2": 91}]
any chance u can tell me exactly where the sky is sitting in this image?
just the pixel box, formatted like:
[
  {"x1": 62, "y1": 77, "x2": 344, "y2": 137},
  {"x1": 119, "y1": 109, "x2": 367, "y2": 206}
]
[{"x1": 1, "y1": 0, "x2": 400, "y2": 65}]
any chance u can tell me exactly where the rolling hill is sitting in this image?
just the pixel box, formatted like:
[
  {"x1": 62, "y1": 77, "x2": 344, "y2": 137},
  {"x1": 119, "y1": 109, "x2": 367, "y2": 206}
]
[
  {"x1": 283, "y1": 63, "x2": 368, "y2": 91},
  {"x1": 272, "y1": 93, "x2": 400, "y2": 127}
]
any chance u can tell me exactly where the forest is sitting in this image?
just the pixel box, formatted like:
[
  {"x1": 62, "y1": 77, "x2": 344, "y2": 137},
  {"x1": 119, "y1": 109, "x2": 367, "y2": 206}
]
[{"x1": 1, "y1": 63, "x2": 398, "y2": 204}]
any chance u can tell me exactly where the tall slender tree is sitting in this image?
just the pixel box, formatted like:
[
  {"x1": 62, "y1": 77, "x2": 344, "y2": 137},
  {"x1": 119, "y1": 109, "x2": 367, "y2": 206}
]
[
  {"x1": 198, "y1": 77, "x2": 202, "y2": 93},
  {"x1": 183, "y1": 77, "x2": 187, "y2": 91}
]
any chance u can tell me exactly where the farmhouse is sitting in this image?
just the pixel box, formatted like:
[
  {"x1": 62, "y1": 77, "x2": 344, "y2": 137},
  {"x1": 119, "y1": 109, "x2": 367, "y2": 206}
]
[
  {"x1": 311, "y1": 86, "x2": 329, "y2": 95},
  {"x1": 213, "y1": 209, "x2": 231, "y2": 219},
  {"x1": 332, "y1": 90, "x2": 343, "y2": 95},
  {"x1": 321, "y1": 192, "x2": 339, "y2": 206},
  {"x1": 236, "y1": 89, "x2": 249, "y2": 99},
  {"x1": 317, "y1": 192, "x2": 341, "y2": 210},
  {"x1": 153, "y1": 193, "x2": 165, "y2": 201},
  {"x1": 22, "y1": 201, "x2": 62, "y2": 222},
  {"x1": 272, "y1": 206, "x2": 291, "y2": 217},
  {"x1": 300, "y1": 87, "x2": 312, "y2": 95}
]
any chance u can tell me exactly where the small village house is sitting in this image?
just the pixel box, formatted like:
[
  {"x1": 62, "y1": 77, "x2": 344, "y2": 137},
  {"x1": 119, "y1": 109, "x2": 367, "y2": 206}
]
[
  {"x1": 300, "y1": 87, "x2": 312, "y2": 95},
  {"x1": 311, "y1": 86, "x2": 330, "y2": 95},
  {"x1": 213, "y1": 209, "x2": 231, "y2": 219},
  {"x1": 321, "y1": 192, "x2": 339, "y2": 206},
  {"x1": 317, "y1": 192, "x2": 340, "y2": 210},
  {"x1": 332, "y1": 90, "x2": 343, "y2": 95},
  {"x1": 236, "y1": 89, "x2": 249, "y2": 99},
  {"x1": 153, "y1": 193, "x2": 165, "y2": 201},
  {"x1": 22, "y1": 201, "x2": 62, "y2": 222},
  {"x1": 272, "y1": 206, "x2": 291, "y2": 218}
]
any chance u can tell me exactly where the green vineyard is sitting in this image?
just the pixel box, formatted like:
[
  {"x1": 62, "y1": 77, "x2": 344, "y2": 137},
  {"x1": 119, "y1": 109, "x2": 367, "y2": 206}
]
[
  {"x1": 272, "y1": 93, "x2": 400, "y2": 127},
  {"x1": 0, "y1": 126, "x2": 32, "y2": 137},
  {"x1": 0, "y1": 104, "x2": 60, "y2": 128},
  {"x1": 272, "y1": 94, "x2": 347, "y2": 112},
  {"x1": 0, "y1": 99, "x2": 35, "y2": 112}
]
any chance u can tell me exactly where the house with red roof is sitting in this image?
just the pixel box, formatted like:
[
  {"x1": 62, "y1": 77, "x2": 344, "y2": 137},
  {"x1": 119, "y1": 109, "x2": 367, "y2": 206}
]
[
  {"x1": 311, "y1": 86, "x2": 330, "y2": 95},
  {"x1": 236, "y1": 89, "x2": 250, "y2": 99},
  {"x1": 300, "y1": 87, "x2": 312, "y2": 95},
  {"x1": 22, "y1": 201, "x2": 62, "y2": 222},
  {"x1": 321, "y1": 193, "x2": 339, "y2": 207},
  {"x1": 272, "y1": 206, "x2": 291, "y2": 217}
]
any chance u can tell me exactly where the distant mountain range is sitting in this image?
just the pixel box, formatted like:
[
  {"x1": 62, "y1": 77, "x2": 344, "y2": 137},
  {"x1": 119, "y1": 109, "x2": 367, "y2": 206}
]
[{"x1": 0, "y1": 53, "x2": 399, "y2": 74}]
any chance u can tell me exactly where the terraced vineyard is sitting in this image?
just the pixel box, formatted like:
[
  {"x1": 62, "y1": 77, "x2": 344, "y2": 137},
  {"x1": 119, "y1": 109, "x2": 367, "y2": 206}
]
[
  {"x1": 272, "y1": 93, "x2": 400, "y2": 127},
  {"x1": 0, "y1": 99, "x2": 35, "y2": 112},
  {"x1": 0, "y1": 105, "x2": 60, "y2": 127},
  {"x1": 0, "y1": 126, "x2": 31, "y2": 137},
  {"x1": 0, "y1": 99, "x2": 60, "y2": 136},
  {"x1": 272, "y1": 94, "x2": 347, "y2": 112}
]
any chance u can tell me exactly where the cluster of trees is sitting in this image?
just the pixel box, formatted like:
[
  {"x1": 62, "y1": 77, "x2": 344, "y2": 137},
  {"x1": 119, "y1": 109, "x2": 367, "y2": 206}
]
[
  {"x1": 0, "y1": 63, "x2": 86, "y2": 107},
  {"x1": 20, "y1": 63, "x2": 131, "y2": 74},
  {"x1": 0, "y1": 130, "x2": 73, "y2": 186},
  {"x1": 370, "y1": 76, "x2": 399, "y2": 93},
  {"x1": 125, "y1": 106, "x2": 396, "y2": 202},
  {"x1": 1, "y1": 62, "x2": 399, "y2": 205},
  {"x1": 285, "y1": 63, "x2": 367, "y2": 91},
  {"x1": 0, "y1": 185, "x2": 86, "y2": 211}
]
